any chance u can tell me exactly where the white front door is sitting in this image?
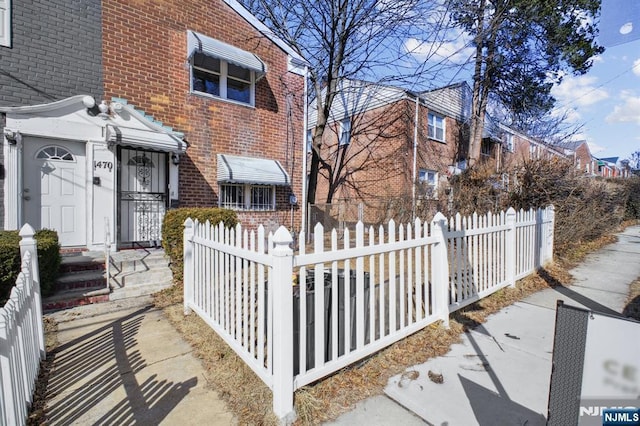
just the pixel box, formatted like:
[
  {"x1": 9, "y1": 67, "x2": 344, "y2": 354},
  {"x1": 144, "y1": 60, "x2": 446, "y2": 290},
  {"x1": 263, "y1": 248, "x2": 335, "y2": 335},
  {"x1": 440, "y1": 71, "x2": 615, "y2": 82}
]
[{"x1": 23, "y1": 138, "x2": 87, "y2": 247}]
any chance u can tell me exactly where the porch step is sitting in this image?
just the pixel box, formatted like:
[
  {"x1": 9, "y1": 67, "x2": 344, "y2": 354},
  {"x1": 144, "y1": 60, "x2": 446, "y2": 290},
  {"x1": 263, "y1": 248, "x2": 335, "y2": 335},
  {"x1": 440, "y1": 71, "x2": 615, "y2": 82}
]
[
  {"x1": 54, "y1": 270, "x2": 108, "y2": 291},
  {"x1": 43, "y1": 248, "x2": 174, "y2": 313}
]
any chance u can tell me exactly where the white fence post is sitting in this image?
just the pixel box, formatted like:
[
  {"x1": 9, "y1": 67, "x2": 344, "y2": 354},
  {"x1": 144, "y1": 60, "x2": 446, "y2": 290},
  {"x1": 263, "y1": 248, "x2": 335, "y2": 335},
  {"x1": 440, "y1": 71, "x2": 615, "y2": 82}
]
[
  {"x1": 271, "y1": 226, "x2": 295, "y2": 423},
  {"x1": 547, "y1": 205, "x2": 555, "y2": 264},
  {"x1": 431, "y1": 213, "x2": 450, "y2": 328},
  {"x1": 18, "y1": 224, "x2": 45, "y2": 360},
  {"x1": 506, "y1": 208, "x2": 517, "y2": 288},
  {"x1": 183, "y1": 218, "x2": 195, "y2": 315}
]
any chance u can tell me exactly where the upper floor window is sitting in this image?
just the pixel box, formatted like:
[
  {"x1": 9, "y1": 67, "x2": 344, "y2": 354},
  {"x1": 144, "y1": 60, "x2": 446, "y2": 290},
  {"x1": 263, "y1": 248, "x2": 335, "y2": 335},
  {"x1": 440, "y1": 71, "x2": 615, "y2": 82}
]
[
  {"x1": 481, "y1": 139, "x2": 492, "y2": 156},
  {"x1": 427, "y1": 112, "x2": 445, "y2": 142},
  {"x1": 306, "y1": 129, "x2": 313, "y2": 153},
  {"x1": 503, "y1": 133, "x2": 514, "y2": 152},
  {"x1": 339, "y1": 118, "x2": 351, "y2": 146},
  {"x1": 192, "y1": 52, "x2": 254, "y2": 105},
  {"x1": 0, "y1": 0, "x2": 10, "y2": 47},
  {"x1": 187, "y1": 30, "x2": 266, "y2": 107}
]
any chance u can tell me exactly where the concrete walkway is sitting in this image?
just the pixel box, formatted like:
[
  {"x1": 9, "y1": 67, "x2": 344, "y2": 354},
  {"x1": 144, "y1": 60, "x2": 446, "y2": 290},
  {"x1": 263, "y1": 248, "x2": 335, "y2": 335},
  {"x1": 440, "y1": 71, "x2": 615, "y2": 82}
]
[
  {"x1": 329, "y1": 225, "x2": 640, "y2": 425},
  {"x1": 44, "y1": 297, "x2": 235, "y2": 425}
]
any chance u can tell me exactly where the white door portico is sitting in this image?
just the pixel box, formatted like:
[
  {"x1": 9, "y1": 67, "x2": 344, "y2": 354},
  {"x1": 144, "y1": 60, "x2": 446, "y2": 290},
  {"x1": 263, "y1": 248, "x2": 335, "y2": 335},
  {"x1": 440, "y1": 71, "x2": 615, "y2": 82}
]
[{"x1": 1, "y1": 95, "x2": 186, "y2": 250}]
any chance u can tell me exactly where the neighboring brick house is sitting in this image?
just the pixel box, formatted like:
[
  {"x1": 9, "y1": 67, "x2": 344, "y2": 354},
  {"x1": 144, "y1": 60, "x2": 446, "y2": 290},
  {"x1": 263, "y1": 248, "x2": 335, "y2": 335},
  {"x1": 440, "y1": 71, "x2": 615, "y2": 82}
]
[
  {"x1": 307, "y1": 80, "x2": 463, "y2": 224},
  {"x1": 1, "y1": 0, "x2": 306, "y2": 249},
  {"x1": 555, "y1": 140, "x2": 598, "y2": 175}
]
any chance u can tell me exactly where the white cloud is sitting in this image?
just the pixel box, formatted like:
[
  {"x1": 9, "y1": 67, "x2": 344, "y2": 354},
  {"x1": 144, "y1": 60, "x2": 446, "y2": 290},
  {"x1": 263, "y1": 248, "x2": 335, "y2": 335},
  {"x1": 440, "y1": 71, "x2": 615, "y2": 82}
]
[
  {"x1": 404, "y1": 36, "x2": 474, "y2": 65},
  {"x1": 551, "y1": 75, "x2": 609, "y2": 107},
  {"x1": 633, "y1": 58, "x2": 640, "y2": 77},
  {"x1": 605, "y1": 92, "x2": 640, "y2": 124},
  {"x1": 587, "y1": 141, "x2": 606, "y2": 154}
]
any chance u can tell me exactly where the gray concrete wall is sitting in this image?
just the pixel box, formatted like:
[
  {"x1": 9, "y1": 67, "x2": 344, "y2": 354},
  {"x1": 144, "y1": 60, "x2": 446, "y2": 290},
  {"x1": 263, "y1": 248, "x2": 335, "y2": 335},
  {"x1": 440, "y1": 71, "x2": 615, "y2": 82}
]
[{"x1": 0, "y1": 0, "x2": 103, "y2": 228}]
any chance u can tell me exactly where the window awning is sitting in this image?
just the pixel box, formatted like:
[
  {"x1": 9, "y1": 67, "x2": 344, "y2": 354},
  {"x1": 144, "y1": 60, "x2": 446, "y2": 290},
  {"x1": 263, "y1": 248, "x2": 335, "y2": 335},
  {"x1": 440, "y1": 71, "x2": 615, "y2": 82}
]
[
  {"x1": 107, "y1": 125, "x2": 187, "y2": 153},
  {"x1": 187, "y1": 30, "x2": 267, "y2": 78},
  {"x1": 217, "y1": 154, "x2": 290, "y2": 186}
]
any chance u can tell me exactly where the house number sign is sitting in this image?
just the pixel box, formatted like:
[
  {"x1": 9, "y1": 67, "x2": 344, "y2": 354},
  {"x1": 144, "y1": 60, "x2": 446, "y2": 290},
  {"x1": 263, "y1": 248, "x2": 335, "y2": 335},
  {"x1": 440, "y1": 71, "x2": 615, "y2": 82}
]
[{"x1": 94, "y1": 161, "x2": 114, "y2": 172}]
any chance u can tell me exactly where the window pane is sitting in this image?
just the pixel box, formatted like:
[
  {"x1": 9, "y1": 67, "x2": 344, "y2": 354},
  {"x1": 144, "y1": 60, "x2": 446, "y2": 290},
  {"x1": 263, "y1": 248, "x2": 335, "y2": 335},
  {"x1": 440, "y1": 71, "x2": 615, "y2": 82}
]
[
  {"x1": 251, "y1": 186, "x2": 273, "y2": 210},
  {"x1": 221, "y1": 184, "x2": 244, "y2": 209},
  {"x1": 193, "y1": 69, "x2": 220, "y2": 96},
  {"x1": 228, "y1": 78, "x2": 250, "y2": 103},
  {"x1": 193, "y1": 52, "x2": 220, "y2": 73},
  {"x1": 228, "y1": 63, "x2": 250, "y2": 82}
]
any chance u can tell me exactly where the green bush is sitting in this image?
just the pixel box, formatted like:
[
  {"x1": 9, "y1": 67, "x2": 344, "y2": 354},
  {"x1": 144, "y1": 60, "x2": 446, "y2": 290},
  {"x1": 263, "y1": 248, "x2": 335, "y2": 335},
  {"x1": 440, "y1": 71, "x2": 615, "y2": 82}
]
[
  {"x1": 0, "y1": 229, "x2": 61, "y2": 304},
  {"x1": 162, "y1": 207, "x2": 237, "y2": 282}
]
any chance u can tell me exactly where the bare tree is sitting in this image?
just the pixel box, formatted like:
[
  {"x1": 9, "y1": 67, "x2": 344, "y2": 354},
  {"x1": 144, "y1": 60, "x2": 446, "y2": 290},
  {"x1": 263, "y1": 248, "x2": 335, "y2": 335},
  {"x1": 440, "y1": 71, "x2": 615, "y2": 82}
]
[{"x1": 241, "y1": 0, "x2": 443, "y2": 205}]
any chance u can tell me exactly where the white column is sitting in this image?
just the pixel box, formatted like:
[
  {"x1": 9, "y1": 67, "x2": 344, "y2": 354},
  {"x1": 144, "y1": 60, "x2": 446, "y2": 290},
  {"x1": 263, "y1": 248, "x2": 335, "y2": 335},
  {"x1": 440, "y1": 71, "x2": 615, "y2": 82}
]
[{"x1": 3, "y1": 135, "x2": 20, "y2": 230}]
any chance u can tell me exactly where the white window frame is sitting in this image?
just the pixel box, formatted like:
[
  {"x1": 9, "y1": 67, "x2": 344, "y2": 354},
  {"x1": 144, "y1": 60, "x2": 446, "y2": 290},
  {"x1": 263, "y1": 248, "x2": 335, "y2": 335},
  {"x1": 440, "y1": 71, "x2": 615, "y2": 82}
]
[
  {"x1": 306, "y1": 129, "x2": 313, "y2": 153},
  {"x1": 219, "y1": 183, "x2": 275, "y2": 211},
  {"x1": 191, "y1": 53, "x2": 256, "y2": 106},
  {"x1": 503, "y1": 133, "x2": 514, "y2": 152},
  {"x1": 427, "y1": 112, "x2": 445, "y2": 143},
  {"x1": 0, "y1": 0, "x2": 11, "y2": 48},
  {"x1": 418, "y1": 168, "x2": 438, "y2": 198},
  {"x1": 339, "y1": 118, "x2": 351, "y2": 146}
]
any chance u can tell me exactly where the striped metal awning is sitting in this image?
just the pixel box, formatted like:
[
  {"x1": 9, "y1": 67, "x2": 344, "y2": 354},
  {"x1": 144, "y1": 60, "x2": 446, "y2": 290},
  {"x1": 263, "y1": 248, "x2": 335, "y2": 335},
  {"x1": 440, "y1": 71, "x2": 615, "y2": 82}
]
[
  {"x1": 217, "y1": 154, "x2": 290, "y2": 186},
  {"x1": 187, "y1": 30, "x2": 267, "y2": 78}
]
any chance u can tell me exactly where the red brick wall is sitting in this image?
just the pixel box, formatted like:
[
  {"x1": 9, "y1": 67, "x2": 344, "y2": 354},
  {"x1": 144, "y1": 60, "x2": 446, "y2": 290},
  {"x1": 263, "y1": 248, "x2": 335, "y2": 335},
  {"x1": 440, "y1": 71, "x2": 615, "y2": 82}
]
[{"x1": 102, "y1": 0, "x2": 304, "y2": 231}]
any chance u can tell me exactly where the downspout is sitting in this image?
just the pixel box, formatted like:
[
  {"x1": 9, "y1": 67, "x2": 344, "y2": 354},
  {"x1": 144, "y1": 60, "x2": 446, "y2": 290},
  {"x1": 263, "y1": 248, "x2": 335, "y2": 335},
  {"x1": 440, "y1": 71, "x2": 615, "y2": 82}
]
[
  {"x1": 301, "y1": 66, "x2": 309, "y2": 236},
  {"x1": 411, "y1": 95, "x2": 419, "y2": 222}
]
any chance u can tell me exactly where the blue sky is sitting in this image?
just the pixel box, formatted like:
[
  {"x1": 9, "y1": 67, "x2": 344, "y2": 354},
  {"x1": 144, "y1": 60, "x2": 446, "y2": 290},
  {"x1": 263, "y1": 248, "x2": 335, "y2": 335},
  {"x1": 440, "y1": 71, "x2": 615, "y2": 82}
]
[
  {"x1": 551, "y1": 0, "x2": 640, "y2": 161},
  {"x1": 403, "y1": 0, "x2": 640, "y2": 162},
  {"x1": 553, "y1": 0, "x2": 640, "y2": 159}
]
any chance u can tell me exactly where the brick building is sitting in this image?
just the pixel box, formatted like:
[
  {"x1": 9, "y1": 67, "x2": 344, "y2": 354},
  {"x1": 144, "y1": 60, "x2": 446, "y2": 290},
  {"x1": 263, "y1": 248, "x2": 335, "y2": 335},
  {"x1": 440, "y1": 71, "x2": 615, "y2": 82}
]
[
  {"x1": 0, "y1": 0, "x2": 306, "y2": 249},
  {"x1": 307, "y1": 80, "x2": 576, "y2": 226}
]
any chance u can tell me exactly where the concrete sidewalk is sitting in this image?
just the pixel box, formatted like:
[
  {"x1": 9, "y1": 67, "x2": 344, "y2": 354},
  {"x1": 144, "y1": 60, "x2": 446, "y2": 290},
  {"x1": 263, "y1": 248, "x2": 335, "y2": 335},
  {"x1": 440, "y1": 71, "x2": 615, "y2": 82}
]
[
  {"x1": 44, "y1": 297, "x2": 236, "y2": 425},
  {"x1": 328, "y1": 225, "x2": 640, "y2": 425}
]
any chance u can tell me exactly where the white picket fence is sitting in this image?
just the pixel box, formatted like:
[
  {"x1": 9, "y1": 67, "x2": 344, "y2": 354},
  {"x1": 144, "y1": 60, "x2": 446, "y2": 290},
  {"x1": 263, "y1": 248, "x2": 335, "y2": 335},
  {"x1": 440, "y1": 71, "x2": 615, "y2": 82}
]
[
  {"x1": 183, "y1": 206, "x2": 554, "y2": 421},
  {"x1": 0, "y1": 224, "x2": 46, "y2": 426}
]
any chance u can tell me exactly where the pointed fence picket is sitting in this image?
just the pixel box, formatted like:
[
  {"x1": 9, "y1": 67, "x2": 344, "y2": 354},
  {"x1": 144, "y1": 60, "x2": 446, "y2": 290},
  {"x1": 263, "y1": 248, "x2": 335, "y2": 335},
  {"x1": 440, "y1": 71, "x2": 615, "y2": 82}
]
[
  {"x1": 0, "y1": 224, "x2": 45, "y2": 426},
  {"x1": 183, "y1": 205, "x2": 555, "y2": 422}
]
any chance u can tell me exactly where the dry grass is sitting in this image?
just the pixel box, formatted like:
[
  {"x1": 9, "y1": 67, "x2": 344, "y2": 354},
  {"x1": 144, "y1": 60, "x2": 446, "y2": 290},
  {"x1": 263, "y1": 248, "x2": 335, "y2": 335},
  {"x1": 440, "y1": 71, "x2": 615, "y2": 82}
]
[{"x1": 27, "y1": 316, "x2": 58, "y2": 425}]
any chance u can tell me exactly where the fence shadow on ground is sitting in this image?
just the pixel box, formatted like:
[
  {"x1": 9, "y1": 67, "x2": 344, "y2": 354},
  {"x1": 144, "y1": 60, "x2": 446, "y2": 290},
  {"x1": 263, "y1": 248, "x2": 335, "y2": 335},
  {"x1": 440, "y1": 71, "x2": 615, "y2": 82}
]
[
  {"x1": 537, "y1": 268, "x2": 621, "y2": 317},
  {"x1": 461, "y1": 327, "x2": 547, "y2": 425},
  {"x1": 45, "y1": 307, "x2": 197, "y2": 425}
]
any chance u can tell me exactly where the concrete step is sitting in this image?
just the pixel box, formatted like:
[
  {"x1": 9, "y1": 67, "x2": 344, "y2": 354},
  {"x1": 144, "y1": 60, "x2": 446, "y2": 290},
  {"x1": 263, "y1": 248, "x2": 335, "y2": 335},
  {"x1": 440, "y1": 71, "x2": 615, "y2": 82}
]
[
  {"x1": 110, "y1": 268, "x2": 173, "y2": 288},
  {"x1": 45, "y1": 247, "x2": 174, "y2": 312},
  {"x1": 42, "y1": 287, "x2": 111, "y2": 313},
  {"x1": 55, "y1": 270, "x2": 107, "y2": 291},
  {"x1": 109, "y1": 248, "x2": 169, "y2": 274},
  {"x1": 60, "y1": 252, "x2": 106, "y2": 274},
  {"x1": 109, "y1": 279, "x2": 174, "y2": 301}
]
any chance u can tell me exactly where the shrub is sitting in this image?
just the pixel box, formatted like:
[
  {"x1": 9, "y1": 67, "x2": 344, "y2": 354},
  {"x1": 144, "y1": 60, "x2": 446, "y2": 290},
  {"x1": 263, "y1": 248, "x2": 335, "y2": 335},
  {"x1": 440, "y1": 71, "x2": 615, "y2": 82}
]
[
  {"x1": 0, "y1": 229, "x2": 61, "y2": 304},
  {"x1": 623, "y1": 176, "x2": 640, "y2": 220},
  {"x1": 162, "y1": 207, "x2": 238, "y2": 282}
]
